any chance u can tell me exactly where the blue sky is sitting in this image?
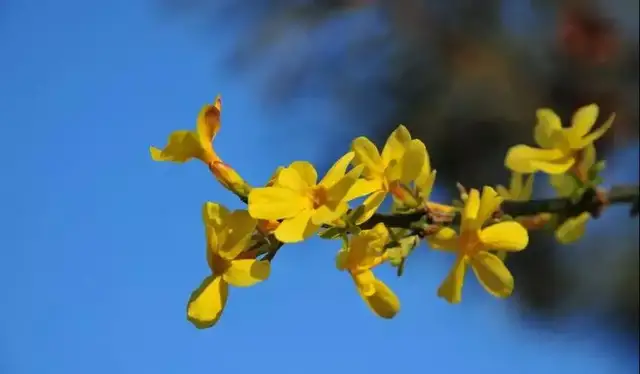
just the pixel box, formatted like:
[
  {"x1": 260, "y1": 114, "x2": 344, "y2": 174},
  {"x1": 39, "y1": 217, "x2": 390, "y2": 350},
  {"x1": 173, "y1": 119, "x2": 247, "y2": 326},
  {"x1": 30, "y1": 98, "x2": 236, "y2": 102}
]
[{"x1": 0, "y1": 1, "x2": 638, "y2": 373}]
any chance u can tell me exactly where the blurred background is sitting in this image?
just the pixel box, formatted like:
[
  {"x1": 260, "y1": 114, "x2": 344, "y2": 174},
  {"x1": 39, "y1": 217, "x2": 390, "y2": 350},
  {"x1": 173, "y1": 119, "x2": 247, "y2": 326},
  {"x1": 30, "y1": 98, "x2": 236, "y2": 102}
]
[{"x1": 1, "y1": 0, "x2": 638, "y2": 373}]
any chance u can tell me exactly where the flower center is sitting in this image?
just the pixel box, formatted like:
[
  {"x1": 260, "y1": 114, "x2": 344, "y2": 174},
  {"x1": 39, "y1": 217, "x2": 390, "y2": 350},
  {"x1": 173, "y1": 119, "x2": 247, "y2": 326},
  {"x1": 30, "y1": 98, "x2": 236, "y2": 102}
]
[
  {"x1": 459, "y1": 230, "x2": 482, "y2": 255},
  {"x1": 311, "y1": 186, "x2": 329, "y2": 209}
]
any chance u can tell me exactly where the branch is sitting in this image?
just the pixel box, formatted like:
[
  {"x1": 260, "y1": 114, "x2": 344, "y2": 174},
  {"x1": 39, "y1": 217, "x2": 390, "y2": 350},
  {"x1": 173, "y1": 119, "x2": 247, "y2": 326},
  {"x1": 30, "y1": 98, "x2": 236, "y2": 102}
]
[{"x1": 359, "y1": 184, "x2": 639, "y2": 230}]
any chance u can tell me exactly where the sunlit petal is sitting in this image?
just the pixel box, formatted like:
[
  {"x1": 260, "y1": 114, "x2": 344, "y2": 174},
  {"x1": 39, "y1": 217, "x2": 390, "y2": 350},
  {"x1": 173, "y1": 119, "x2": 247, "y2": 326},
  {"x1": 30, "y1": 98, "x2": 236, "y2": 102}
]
[
  {"x1": 223, "y1": 259, "x2": 270, "y2": 287},
  {"x1": 359, "y1": 278, "x2": 400, "y2": 319},
  {"x1": 352, "y1": 137, "x2": 384, "y2": 176},
  {"x1": 381, "y1": 125, "x2": 411, "y2": 165},
  {"x1": 355, "y1": 190, "x2": 387, "y2": 224},
  {"x1": 437, "y1": 256, "x2": 467, "y2": 304},
  {"x1": 573, "y1": 113, "x2": 615, "y2": 149},
  {"x1": 319, "y1": 152, "x2": 355, "y2": 187},
  {"x1": 150, "y1": 131, "x2": 203, "y2": 163},
  {"x1": 555, "y1": 212, "x2": 590, "y2": 244},
  {"x1": 399, "y1": 139, "x2": 426, "y2": 183},
  {"x1": 274, "y1": 209, "x2": 319, "y2": 243},
  {"x1": 505, "y1": 145, "x2": 569, "y2": 174},
  {"x1": 534, "y1": 108, "x2": 563, "y2": 148},
  {"x1": 426, "y1": 227, "x2": 459, "y2": 251},
  {"x1": 289, "y1": 161, "x2": 318, "y2": 186},
  {"x1": 248, "y1": 187, "x2": 308, "y2": 220},
  {"x1": 479, "y1": 221, "x2": 529, "y2": 252},
  {"x1": 186, "y1": 276, "x2": 228, "y2": 329},
  {"x1": 569, "y1": 103, "x2": 598, "y2": 139},
  {"x1": 470, "y1": 251, "x2": 514, "y2": 298}
]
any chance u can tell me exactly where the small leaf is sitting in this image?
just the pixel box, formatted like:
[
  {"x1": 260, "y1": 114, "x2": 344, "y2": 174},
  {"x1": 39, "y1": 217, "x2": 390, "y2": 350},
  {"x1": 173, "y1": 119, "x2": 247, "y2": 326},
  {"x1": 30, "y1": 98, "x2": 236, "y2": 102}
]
[{"x1": 318, "y1": 227, "x2": 343, "y2": 240}]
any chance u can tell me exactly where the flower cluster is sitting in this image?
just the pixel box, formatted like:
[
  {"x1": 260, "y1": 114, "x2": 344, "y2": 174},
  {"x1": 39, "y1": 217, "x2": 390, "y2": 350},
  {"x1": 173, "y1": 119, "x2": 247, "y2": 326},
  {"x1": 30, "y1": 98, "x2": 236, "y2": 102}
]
[{"x1": 150, "y1": 96, "x2": 627, "y2": 328}]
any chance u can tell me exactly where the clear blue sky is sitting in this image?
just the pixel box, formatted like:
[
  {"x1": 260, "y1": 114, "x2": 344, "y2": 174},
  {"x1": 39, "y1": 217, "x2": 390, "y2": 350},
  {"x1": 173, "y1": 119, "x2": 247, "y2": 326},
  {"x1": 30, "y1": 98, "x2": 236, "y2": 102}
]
[{"x1": 0, "y1": 1, "x2": 638, "y2": 373}]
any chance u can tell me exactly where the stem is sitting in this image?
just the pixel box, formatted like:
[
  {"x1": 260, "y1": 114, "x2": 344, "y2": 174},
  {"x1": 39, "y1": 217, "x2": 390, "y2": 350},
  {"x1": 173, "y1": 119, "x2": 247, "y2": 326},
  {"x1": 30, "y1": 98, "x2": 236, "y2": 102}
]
[{"x1": 359, "y1": 184, "x2": 639, "y2": 230}]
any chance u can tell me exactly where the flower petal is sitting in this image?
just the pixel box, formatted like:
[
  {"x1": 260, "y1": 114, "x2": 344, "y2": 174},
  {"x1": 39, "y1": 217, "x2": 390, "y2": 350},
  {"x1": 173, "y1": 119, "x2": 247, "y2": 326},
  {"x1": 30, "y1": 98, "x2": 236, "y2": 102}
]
[
  {"x1": 289, "y1": 161, "x2": 318, "y2": 186},
  {"x1": 461, "y1": 188, "x2": 480, "y2": 230},
  {"x1": 416, "y1": 169, "x2": 436, "y2": 200},
  {"x1": 359, "y1": 278, "x2": 400, "y2": 319},
  {"x1": 495, "y1": 184, "x2": 511, "y2": 199},
  {"x1": 195, "y1": 100, "x2": 222, "y2": 163},
  {"x1": 474, "y1": 186, "x2": 502, "y2": 228},
  {"x1": 352, "y1": 137, "x2": 384, "y2": 176},
  {"x1": 327, "y1": 165, "x2": 364, "y2": 204},
  {"x1": 274, "y1": 209, "x2": 319, "y2": 243},
  {"x1": 150, "y1": 131, "x2": 203, "y2": 163},
  {"x1": 470, "y1": 251, "x2": 514, "y2": 298},
  {"x1": 555, "y1": 212, "x2": 590, "y2": 244},
  {"x1": 437, "y1": 255, "x2": 467, "y2": 304},
  {"x1": 352, "y1": 270, "x2": 377, "y2": 297},
  {"x1": 399, "y1": 139, "x2": 426, "y2": 183},
  {"x1": 534, "y1": 108, "x2": 563, "y2": 148},
  {"x1": 187, "y1": 275, "x2": 229, "y2": 329},
  {"x1": 319, "y1": 151, "x2": 354, "y2": 187},
  {"x1": 344, "y1": 178, "x2": 383, "y2": 201},
  {"x1": 505, "y1": 145, "x2": 570, "y2": 174},
  {"x1": 312, "y1": 203, "x2": 348, "y2": 225},
  {"x1": 569, "y1": 103, "x2": 598, "y2": 139},
  {"x1": 223, "y1": 259, "x2": 270, "y2": 287},
  {"x1": 427, "y1": 227, "x2": 459, "y2": 251},
  {"x1": 479, "y1": 221, "x2": 529, "y2": 252},
  {"x1": 355, "y1": 190, "x2": 387, "y2": 224},
  {"x1": 529, "y1": 156, "x2": 575, "y2": 175},
  {"x1": 549, "y1": 174, "x2": 577, "y2": 197},
  {"x1": 381, "y1": 125, "x2": 411, "y2": 165},
  {"x1": 276, "y1": 166, "x2": 310, "y2": 192},
  {"x1": 202, "y1": 202, "x2": 229, "y2": 230},
  {"x1": 573, "y1": 113, "x2": 615, "y2": 150},
  {"x1": 248, "y1": 187, "x2": 307, "y2": 220},
  {"x1": 219, "y1": 210, "x2": 257, "y2": 260}
]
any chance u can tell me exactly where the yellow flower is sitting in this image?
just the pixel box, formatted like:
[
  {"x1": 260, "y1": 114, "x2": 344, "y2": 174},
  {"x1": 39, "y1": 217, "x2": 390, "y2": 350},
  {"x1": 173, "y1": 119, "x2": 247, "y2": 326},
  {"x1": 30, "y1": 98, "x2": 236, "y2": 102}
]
[
  {"x1": 496, "y1": 173, "x2": 534, "y2": 201},
  {"x1": 548, "y1": 145, "x2": 597, "y2": 244},
  {"x1": 247, "y1": 152, "x2": 363, "y2": 243},
  {"x1": 150, "y1": 96, "x2": 222, "y2": 165},
  {"x1": 335, "y1": 223, "x2": 400, "y2": 318},
  {"x1": 428, "y1": 187, "x2": 529, "y2": 303},
  {"x1": 348, "y1": 125, "x2": 427, "y2": 222},
  {"x1": 495, "y1": 173, "x2": 534, "y2": 261},
  {"x1": 505, "y1": 104, "x2": 614, "y2": 175},
  {"x1": 187, "y1": 202, "x2": 270, "y2": 329},
  {"x1": 555, "y1": 212, "x2": 591, "y2": 244}
]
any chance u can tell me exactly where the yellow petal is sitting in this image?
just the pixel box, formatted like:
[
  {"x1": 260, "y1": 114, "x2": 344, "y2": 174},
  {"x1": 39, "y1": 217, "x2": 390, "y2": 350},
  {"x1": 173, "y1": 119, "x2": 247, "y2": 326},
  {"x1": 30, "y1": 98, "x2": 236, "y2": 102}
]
[
  {"x1": 276, "y1": 167, "x2": 310, "y2": 192},
  {"x1": 352, "y1": 270, "x2": 377, "y2": 297},
  {"x1": 509, "y1": 173, "x2": 523, "y2": 197},
  {"x1": 195, "y1": 101, "x2": 221, "y2": 160},
  {"x1": 248, "y1": 187, "x2": 307, "y2": 220},
  {"x1": 381, "y1": 124, "x2": 411, "y2": 165},
  {"x1": 312, "y1": 203, "x2": 348, "y2": 225},
  {"x1": 319, "y1": 151, "x2": 355, "y2": 187},
  {"x1": 202, "y1": 202, "x2": 229, "y2": 230},
  {"x1": 355, "y1": 190, "x2": 387, "y2": 224},
  {"x1": 479, "y1": 221, "x2": 529, "y2": 252},
  {"x1": 335, "y1": 249, "x2": 349, "y2": 270},
  {"x1": 437, "y1": 255, "x2": 467, "y2": 304},
  {"x1": 186, "y1": 275, "x2": 229, "y2": 329},
  {"x1": 150, "y1": 131, "x2": 203, "y2": 163},
  {"x1": 223, "y1": 259, "x2": 270, "y2": 287},
  {"x1": 461, "y1": 188, "x2": 480, "y2": 230},
  {"x1": 520, "y1": 174, "x2": 535, "y2": 200},
  {"x1": 399, "y1": 139, "x2": 426, "y2": 184},
  {"x1": 529, "y1": 156, "x2": 575, "y2": 175},
  {"x1": 416, "y1": 170, "x2": 437, "y2": 201},
  {"x1": 474, "y1": 186, "x2": 502, "y2": 229},
  {"x1": 427, "y1": 227, "x2": 459, "y2": 251},
  {"x1": 289, "y1": 161, "x2": 318, "y2": 187},
  {"x1": 505, "y1": 144, "x2": 570, "y2": 174},
  {"x1": 352, "y1": 137, "x2": 384, "y2": 176},
  {"x1": 359, "y1": 278, "x2": 400, "y2": 319},
  {"x1": 572, "y1": 113, "x2": 615, "y2": 149},
  {"x1": 274, "y1": 209, "x2": 318, "y2": 243},
  {"x1": 344, "y1": 178, "x2": 383, "y2": 201},
  {"x1": 581, "y1": 143, "x2": 597, "y2": 171},
  {"x1": 219, "y1": 210, "x2": 257, "y2": 260},
  {"x1": 569, "y1": 103, "x2": 598, "y2": 139},
  {"x1": 555, "y1": 212, "x2": 590, "y2": 244},
  {"x1": 534, "y1": 108, "x2": 563, "y2": 148},
  {"x1": 326, "y1": 165, "x2": 365, "y2": 204},
  {"x1": 496, "y1": 185, "x2": 511, "y2": 199},
  {"x1": 549, "y1": 174, "x2": 576, "y2": 197},
  {"x1": 470, "y1": 251, "x2": 514, "y2": 298}
]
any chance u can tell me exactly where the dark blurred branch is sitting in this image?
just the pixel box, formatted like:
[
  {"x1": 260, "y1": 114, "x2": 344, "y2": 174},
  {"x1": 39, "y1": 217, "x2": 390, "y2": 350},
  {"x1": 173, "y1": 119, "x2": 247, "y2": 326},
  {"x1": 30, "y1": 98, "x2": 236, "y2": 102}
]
[{"x1": 360, "y1": 184, "x2": 639, "y2": 230}]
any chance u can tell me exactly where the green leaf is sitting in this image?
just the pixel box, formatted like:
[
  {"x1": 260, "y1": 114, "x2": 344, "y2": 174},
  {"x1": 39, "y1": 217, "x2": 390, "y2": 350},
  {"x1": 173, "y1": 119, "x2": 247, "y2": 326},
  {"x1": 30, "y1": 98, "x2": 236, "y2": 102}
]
[{"x1": 318, "y1": 227, "x2": 343, "y2": 240}]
